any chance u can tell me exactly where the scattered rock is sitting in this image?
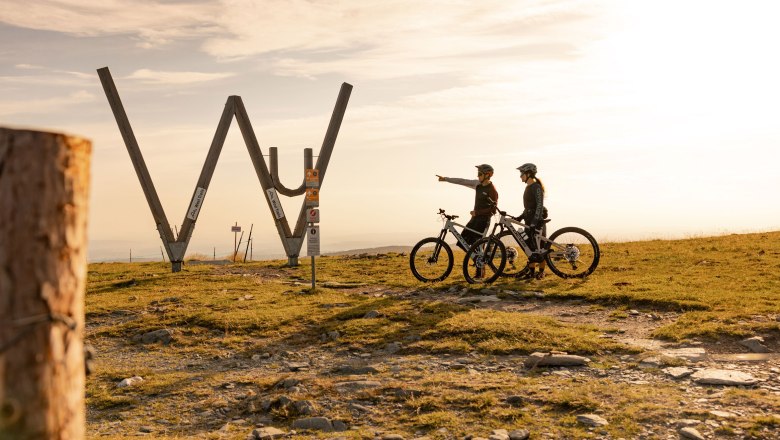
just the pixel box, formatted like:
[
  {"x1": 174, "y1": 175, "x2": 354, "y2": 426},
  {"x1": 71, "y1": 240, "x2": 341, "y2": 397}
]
[
  {"x1": 363, "y1": 310, "x2": 381, "y2": 319},
  {"x1": 576, "y1": 414, "x2": 608, "y2": 427},
  {"x1": 335, "y1": 380, "x2": 382, "y2": 394},
  {"x1": 286, "y1": 362, "x2": 310, "y2": 372},
  {"x1": 294, "y1": 400, "x2": 316, "y2": 415},
  {"x1": 117, "y1": 376, "x2": 144, "y2": 388},
  {"x1": 384, "y1": 342, "x2": 402, "y2": 354},
  {"x1": 508, "y1": 429, "x2": 530, "y2": 440},
  {"x1": 382, "y1": 435, "x2": 405, "y2": 440},
  {"x1": 691, "y1": 369, "x2": 760, "y2": 386},
  {"x1": 331, "y1": 364, "x2": 379, "y2": 375},
  {"x1": 291, "y1": 417, "x2": 334, "y2": 432},
  {"x1": 139, "y1": 426, "x2": 153, "y2": 433},
  {"x1": 348, "y1": 402, "x2": 372, "y2": 413},
  {"x1": 250, "y1": 426, "x2": 286, "y2": 440},
  {"x1": 489, "y1": 429, "x2": 509, "y2": 440},
  {"x1": 332, "y1": 420, "x2": 348, "y2": 432},
  {"x1": 639, "y1": 357, "x2": 661, "y2": 368},
  {"x1": 278, "y1": 378, "x2": 300, "y2": 389},
  {"x1": 661, "y1": 347, "x2": 706, "y2": 362},
  {"x1": 708, "y1": 410, "x2": 736, "y2": 419},
  {"x1": 321, "y1": 331, "x2": 341, "y2": 342},
  {"x1": 740, "y1": 336, "x2": 770, "y2": 353},
  {"x1": 663, "y1": 367, "x2": 694, "y2": 379},
  {"x1": 456, "y1": 295, "x2": 502, "y2": 304},
  {"x1": 524, "y1": 352, "x2": 591, "y2": 368},
  {"x1": 505, "y1": 395, "x2": 524, "y2": 407},
  {"x1": 137, "y1": 329, "x2": 174, "y2": 344},
  {"x1": 679, "y1": 427, "x2": 705, "y2": 440}
]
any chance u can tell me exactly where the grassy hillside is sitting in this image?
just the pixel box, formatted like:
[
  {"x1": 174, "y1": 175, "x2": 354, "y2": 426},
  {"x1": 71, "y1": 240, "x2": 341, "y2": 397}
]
[{"x1": 84, "y1": 231, "x2": 780, "y2": 439}]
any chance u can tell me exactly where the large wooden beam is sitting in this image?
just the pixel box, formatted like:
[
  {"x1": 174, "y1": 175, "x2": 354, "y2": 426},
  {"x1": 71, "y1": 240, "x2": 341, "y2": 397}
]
[{"x1": 0, "y1": 128, "x2": 91, "y2": 439}]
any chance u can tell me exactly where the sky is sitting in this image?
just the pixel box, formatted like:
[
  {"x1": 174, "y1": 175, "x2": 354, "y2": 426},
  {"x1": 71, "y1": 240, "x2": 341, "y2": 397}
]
[{"x1": 1, "y1": 0, "x2": 779, "y2": 262}]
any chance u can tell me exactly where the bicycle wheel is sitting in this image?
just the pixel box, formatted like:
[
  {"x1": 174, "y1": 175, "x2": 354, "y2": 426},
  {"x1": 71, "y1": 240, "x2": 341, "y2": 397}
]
[
  {"x1": 495, "y1": 230, "x2": 532, "y2": 278},
  {"x1": 409, "y1": 237, "x2": 454, "y2": 282},
  {"x1": 462, "y1": 237, "x2": 506, "y2": 284},
  {"x1": 544, "y1": 227, "x2": 600, "y2": 278}
]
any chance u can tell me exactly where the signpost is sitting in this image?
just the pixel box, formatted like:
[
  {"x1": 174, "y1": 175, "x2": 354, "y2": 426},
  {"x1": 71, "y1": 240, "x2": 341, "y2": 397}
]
[
  {"x1": 232, "y1": 222, "x2": 241, "y2": 262},
  {"x1": 307, "y1": 171, "x2": 320, "y2": 289}
]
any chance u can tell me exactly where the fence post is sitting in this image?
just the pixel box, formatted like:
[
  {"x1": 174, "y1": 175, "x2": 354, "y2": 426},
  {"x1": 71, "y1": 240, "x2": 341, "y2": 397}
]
[{"x1": 0, "y1": 128, "x2": 91, "y2": 439}]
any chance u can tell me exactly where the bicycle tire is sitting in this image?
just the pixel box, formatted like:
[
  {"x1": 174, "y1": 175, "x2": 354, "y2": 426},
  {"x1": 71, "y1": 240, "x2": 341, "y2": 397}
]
[
  {"x1": 545, "y1": 227, "x2": 600, "y2": 279},
  {"x1": 409, "y1": 237, "x2": 454, "y2": 282},
  {"x1": 462, "y1": 237, "x2": 506, "y2": 284},
  {"x1": 494, "y1": 230, "x2": 533, "y2": 278}
]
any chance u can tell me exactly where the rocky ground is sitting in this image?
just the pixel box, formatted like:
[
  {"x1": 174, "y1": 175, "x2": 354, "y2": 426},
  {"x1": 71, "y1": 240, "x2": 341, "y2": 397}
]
[{"x1": 85, "y1": 279, "x2": 780, "y2": 439}]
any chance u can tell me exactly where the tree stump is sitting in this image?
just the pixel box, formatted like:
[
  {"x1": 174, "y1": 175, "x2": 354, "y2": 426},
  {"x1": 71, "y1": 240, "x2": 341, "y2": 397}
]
[{"x1": 0, "y1": 128, "x2": 91, "y2": 439}]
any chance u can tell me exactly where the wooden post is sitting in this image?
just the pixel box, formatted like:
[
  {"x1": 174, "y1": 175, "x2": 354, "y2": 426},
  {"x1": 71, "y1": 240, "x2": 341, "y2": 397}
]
[{"x1": 0, "y1": 128, "x2": 91, "y2": 439}]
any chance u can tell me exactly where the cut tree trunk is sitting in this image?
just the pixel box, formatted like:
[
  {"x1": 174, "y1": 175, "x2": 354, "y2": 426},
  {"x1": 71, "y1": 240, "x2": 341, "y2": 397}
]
[{"x1": 0, "y1": 128, "x2": 91, "y2": 439}]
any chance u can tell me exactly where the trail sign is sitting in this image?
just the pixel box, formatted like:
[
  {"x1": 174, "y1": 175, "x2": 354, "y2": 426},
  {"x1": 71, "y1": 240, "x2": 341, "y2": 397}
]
[
  {"x1": 305, "y1": 188, "x2": 319, "y2": 207},
  {"x1": 187, "y1": 187, "x2": 206, "y2": 220},
  {"x1": 307, "y1": 208, "x2": 320, "y2": 223},
  {"x1": 231, "y1": 225, "x2": 241, "y2": 232},
  {"x1": 266, "y1": 188, "x2": 285, "y2": 219},
  {"x1": 307, "y1": 225, "x2": 320, "y2": 256},
  {"x1": 305, "y1": 169, "x2": 320, "y2": 188}
]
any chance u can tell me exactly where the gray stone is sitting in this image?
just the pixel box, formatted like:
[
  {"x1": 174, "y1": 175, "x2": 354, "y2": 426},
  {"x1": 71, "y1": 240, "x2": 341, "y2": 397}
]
[
  {"x1": 383, "y1": 435, "x2": 405, "y2": 440},
  {"x1": 691, "y1": 369, "x2": 760, "y2": 386},
  {"x1": 279, "y1": 378, "x2": 300, "y2": 389},
  {"x1": 524, "y1": 352, "x2": 591, "y2": 368},
  {"x1": 508, "y1": 430, "x2": 530, "y2": 440},
  {"x1": 139, "y1": 426, "x2": 153, "y2": 433},
  {"x1": 117, "y1": 376, "x2": 144, "y2": 388},
  {"x1": 505, "y1": 395, "x2": 524, "y2": 407},
  {"x1": 348, "y1": 403, "x2": 372, "y2": 413},
  {"x1": 139, "y1": 329, "x2": 173, "y2": 344},
  {"x1": 708, "y1": 410, "x2": 736, "y2": 418},
  {"x1": 294, "y1": 400, "x2": 316, "y2": 415},
  {"x1": 639, "y1": 357, "x2": 661, "y2": 368},
  {"x1": 740, "y1": 336, "x2": 770, "y2": 353},
  {"x1": 335, "y1": 380, "x2": 382, "y2": 394},
  {"x1": 576, "y1": 414, "x2": 608, "y2": 427},
  {"x1": 663, "y1": 367, "x2": 694, "y2": 379},
  {"x1": 291, "y1": 417, "x2": 333, "y2": 432},
  {"x1": 660, "y1": 347, "x2": 706, "y2": 362},
  {"x1": 332, "y1": 420, "x2": 348, "y2": 432},
  {"x1": 251, "y1": 427, "x2": 286, "y2": 440},
  {"x1": 384, "y1": 342, "x2": 403, "y2": 354},
  {"x1": 332, "y1": 364, "x2": 379, "y2": 375},
  {"x1": 679, "y1": 427, "x2": 705, "y2": 440},
  {"x1": 489, "y1": 429, "x2": 509, "y2": 440},
  {"x1": 286, "y1": 362, "x2": 310, "y2": 372},
  {"x1": 364, "y1": 310, "x2": 381, "y2": 319},
  {"x1": 456, "y1": 295, "x2": 501, "y2": 304}
]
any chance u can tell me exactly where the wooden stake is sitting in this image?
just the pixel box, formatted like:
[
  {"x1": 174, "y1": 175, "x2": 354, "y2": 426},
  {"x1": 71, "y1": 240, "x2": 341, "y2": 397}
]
[{"x1": 0, "y1": 128, "x2": 91, "y2": 439}]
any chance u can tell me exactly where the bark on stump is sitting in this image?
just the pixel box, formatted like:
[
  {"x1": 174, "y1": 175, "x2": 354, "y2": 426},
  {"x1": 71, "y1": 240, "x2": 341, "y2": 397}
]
[{"x1": 0, "y1": 128, "x2": 91, "y2": 439}]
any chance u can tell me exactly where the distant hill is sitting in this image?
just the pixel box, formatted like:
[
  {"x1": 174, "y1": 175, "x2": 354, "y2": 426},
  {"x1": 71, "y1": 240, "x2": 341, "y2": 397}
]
[{"x1": 324, "y1": 245, "x2": 413, "y2": 256}]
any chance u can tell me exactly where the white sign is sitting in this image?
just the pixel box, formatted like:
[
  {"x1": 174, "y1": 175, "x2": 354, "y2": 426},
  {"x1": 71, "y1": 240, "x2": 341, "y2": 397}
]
[
  {"x1": 186, "y1": 187, "x2": 207, "y2": 220},
  {"x1": 307, "y1": 225, "x2": 320, "y2": 256},
  {"x1": 307, "y1": 208, "x2": 320, "y2": 223},
  {"x1": 266, "y1": 188, "x2": 285, "y2": 219}
]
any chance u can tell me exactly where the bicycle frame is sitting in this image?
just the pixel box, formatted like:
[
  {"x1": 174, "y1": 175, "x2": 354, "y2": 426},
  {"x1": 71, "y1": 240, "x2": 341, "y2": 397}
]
[
  {"x1": 488, "y1": 212, "x2": 543, "y2": 257},
  {"x1": 439, "y1": 217, "x2": 490, "y2": 250}
]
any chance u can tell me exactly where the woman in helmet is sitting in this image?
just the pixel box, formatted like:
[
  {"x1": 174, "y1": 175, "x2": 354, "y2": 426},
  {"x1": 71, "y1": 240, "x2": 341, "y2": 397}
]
[
  {"x1": 436, "y1": 164, "x2": 498, "y2": 252},
  {"x1": 517, "y1": 163, "x2": 547, "y2": 279}
]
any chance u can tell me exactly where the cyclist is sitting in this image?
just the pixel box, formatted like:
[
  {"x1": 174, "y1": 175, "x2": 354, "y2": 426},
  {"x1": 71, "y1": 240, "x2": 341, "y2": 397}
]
[
  {"x1": 517, "y1": 163, "x2": 547, "y2": 279},
  {"x1": 436, "y1": 164, "x2": 499, "y2": 255}
]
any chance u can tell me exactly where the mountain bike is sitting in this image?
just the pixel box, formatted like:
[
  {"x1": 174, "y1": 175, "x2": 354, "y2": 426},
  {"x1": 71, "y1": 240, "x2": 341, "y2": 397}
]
[
  {"x1": 409, "y1": 209, "x2": 489, "y2": 282},
  {"x1": 462, "y1": 204, "x2": 600, "y2": 284}
]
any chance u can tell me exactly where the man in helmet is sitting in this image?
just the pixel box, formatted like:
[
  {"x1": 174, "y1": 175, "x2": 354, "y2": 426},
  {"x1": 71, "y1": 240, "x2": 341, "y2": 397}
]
[
  {"x1": 517, "y1": 162, "x2": 547, "y2": 279},
  {"x1": 436, "y1": 164, "x2": 498, "y2": 252}
]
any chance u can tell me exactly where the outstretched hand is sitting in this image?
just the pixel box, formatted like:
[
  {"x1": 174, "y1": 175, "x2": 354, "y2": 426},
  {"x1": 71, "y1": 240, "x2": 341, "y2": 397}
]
[{"x1": 436, "y1": 175, "x2": 446, "y2": 181}]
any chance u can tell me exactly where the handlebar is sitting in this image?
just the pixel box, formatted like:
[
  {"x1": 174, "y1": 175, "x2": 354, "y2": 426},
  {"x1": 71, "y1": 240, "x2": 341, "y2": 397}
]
[{"x1": 438, "y1": 209, "x2": 458, "y2": 220}]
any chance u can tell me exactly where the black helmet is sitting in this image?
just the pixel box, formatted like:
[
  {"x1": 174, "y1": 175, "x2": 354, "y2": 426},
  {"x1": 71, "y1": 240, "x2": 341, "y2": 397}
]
[
  {"x1": 476, "y1": 164, "x2": 494, "y2": 174},
  {"x1": 517, "y1": 163, "x2": 537, "y2": 174}
]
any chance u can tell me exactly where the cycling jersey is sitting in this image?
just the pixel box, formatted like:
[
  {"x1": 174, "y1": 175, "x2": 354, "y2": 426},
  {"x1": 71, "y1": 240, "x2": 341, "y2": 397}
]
[
  {"x1": 442, "y1": 178, "x2": 498, "y2": 217},
  {"x1": 521, "y1": 181, "x2": 544, "y2": 227}
]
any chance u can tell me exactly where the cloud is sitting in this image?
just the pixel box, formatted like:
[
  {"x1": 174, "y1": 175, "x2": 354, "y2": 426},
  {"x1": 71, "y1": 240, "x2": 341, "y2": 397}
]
[
  {"x1": 0, "y1": 90, "x2": 96, "y2": 117},
  {"x1": 125, "y1": 69, "x2": 235, "y2": 85},
  {"x1": 0, "y1": 0, "x2": 221, "y2": 47}
]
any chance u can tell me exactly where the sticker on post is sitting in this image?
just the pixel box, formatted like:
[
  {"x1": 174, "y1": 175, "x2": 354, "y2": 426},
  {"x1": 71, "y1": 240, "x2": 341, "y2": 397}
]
[
  {"x1": 307, "y1": 225, "x2": 320, "y2": 256},
  {"x1": 305, "y1": 188, "x2": 319, "y2": 207},
  {"x1": 305, "y1": 169, "x2": 320, "y2": 188},
  {"x1": 187, "y1": 187, "x2": 207, "y2": 220},
  {"x1": 266, "y1": 188, "x2": 285, "y2": 219},
  {"x1": 307, "y1": 208, "x2": 320, "y2": 223}
]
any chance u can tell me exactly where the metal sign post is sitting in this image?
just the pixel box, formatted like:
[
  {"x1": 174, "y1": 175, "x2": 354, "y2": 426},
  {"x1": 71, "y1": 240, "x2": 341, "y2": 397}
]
[{"x1": 306, "y1": 169, "x2": 321, "y2": 289}]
